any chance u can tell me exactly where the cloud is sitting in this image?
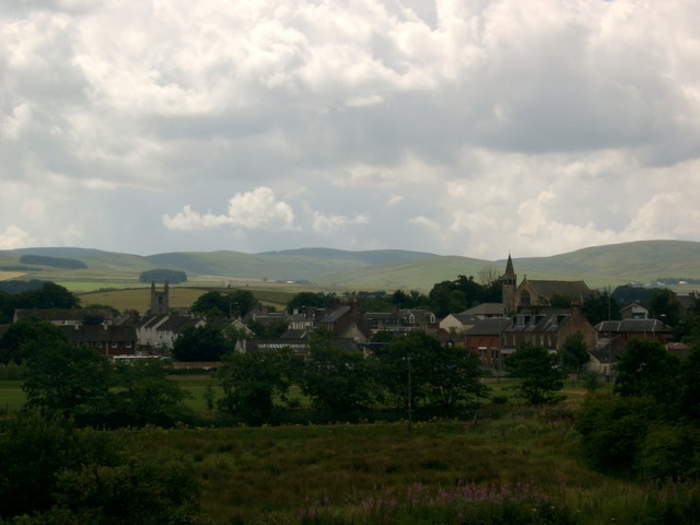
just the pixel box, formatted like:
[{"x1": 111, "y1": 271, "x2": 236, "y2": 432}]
[
  {"x1": 409, "y1": 216, "x2": 440, "y2": 231},
  {"x1": 0, "y1": 225, "x2": 32, "y2": 250},
  {"x1": 2, "y1": 1, "x2": 700, "y2": 257},
  {"x1": 311, "y1": 211, "x2": 369, "y2": 234},
  {"x1": 162, "y1": 186, "x2": 296, "y2": 232}
]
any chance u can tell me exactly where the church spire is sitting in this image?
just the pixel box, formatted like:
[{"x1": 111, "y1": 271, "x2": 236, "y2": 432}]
[{"x1": 505, "y1": 253, "x2": 515, "y2": 276}]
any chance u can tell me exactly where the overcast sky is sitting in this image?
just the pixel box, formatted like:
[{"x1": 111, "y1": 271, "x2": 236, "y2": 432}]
[{"x1": 2, "y1": 0, "x2": 700, "y2": 259}]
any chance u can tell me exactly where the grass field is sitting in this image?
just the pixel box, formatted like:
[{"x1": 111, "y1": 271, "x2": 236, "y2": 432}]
[
  {"x1": 124, "y1": 411, "x2": 698, "y2": 524},
  {"x1": 77, "y1": 285, "x2": 298, "y2": 313}
]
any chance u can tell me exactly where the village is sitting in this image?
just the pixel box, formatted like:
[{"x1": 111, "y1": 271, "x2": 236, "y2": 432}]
[{"x1": 5, "y1": 254, "x2": 694, "y2": 382}]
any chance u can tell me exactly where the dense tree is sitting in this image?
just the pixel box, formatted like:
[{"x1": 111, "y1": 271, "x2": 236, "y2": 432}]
[
  {"x1": 649, "y1": 288, "x2": 681, "y2": 326},
  {"x1": 611, "y1": 285, "x2": 656, "y2": 307},
  {"x1": 218, "y1": 349, "x2": 297, "y2": 425},
  {"x1": 507, "y1": 345, "x2": 565, "y2": 405},
  {"x1": 0, "y1": 281, "x2": 79, "y2": 323},
  {"x1": 679, "y1": 345, "x2": 700, "y2": 421},
  {"x1": 582, "y1": 290, "x2": 621, "y2": 325},
  {"x1": 111, "y1": 360, "x2": 188, "y2": 427},
  {"x1": 576, "y1": 393, "x2": 662, "y2": 474},
  {"x1": 139, "y1": 268, "x2": 187, "y2": 284},
  {"x1": 247, "y1": 318, "x2": 288, "y2": 338},
  {"x1": 286, "y1": 291, "x2": 339, "y2": 313},
  {"x1": 390, "y1": 289, "x2": 430, "y2": 309},
  {"x1": 22, "y1": 340, "x2": 114, "y2": 424},
  {"x1": 614, "y1": 339, "x2": 681, "y2": 407},
  {"x1": 427, "y1": 275, "x2": 501, "y2": 318},
  {"x1": 0, "y1": 319, "x2": 67, "y2": 364},
  {"x1": 172, "y1": 325, "x2": 232, "y2": 362},
  {"x1": 375, "y1": 331, "x2": 486, "y2": 412},
  {"x1": 191, "y1": 290, "x2": 258, "y2": 319},
  {"x1": 0, "y1": 411, "x2": 200, "y2": 523},
  {"x1": 19, "y1": 254, "x2": 87, "y2": 269},
  {"x1": 299, "y1": 333, "x2": 382, "y2": 419},
  {"x1": 560, "y1": 332, "x2": 590, "y2": 375},
  {"x1": 549, "y1": 294, "x2": 572, "y2": 308}
]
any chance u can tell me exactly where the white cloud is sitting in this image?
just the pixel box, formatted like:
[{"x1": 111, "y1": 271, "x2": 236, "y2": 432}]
[
  {"x1": 409, "y1": 216, "x2": 440, "y2": 231},
  {"x1": 386, "y1": 194, "x2": 404, "y2": 206},
  {"x1": 311, "y1": 212, "x2": 369, "y2": 234},
  {"x1": 0, "y1": 225, "x2": 32, "y2": 249},
  {"x1": 162, "y1": 187, "x2": 296, "y2": 232}
]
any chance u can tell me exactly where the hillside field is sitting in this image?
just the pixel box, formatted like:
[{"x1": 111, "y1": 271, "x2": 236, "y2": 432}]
[
  {"x1": 0, "y1": 271, "x2": 26, "y2": 281},
  {"x1": 78, "y1": 285, "x2": 298, "y2": 313}
]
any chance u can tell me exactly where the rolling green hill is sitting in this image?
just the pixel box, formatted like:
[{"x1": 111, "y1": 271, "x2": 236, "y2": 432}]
[
  {"x1": 2, "y1": 240, "x2": 700, "y2": 291},
  {"x1": 259, "y1": 247, "x2": 436, "y2": 265}
]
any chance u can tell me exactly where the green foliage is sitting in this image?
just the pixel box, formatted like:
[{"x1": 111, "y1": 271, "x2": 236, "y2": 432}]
[
  {"x1": 139, "y1": 268, "x2": 187, "y2": 284},
  {"x1": 0, "y1": 319, "x2": 68, "y2": 364},
  {"x1": 22, "y1": 341, "x2": 187, "y2": 427},
  {"x1": 0, "y1": 282, "x2": 78, "y2": 323},
  {"x1": 375, "y1": 331, "x2": 487, "y2": 411},
  {"x1": 638, "y1": 425, "x2": 700, "y2": 480},
  {"x1": 246, "y1": 318, "x2": 288, "y2": 338},
  {"x1": 172, "y1": 325, "x2": 232, "y2": 362},
  {"x1": 576, "y1": 393, "x2": 662, "y2": 474},
  {"x1": 218, "y1": 349, "x2": 297, "y2": 425},
  {"x1": 582, "y1": 290, "x2": 621, "y2": 325},
  {"x1": 428, "y1": 274, "x2": 502, "y2": 318},
  {"x1": 390, "y1": 289, "x2": 430, "y2": 309},
  {"x1": 110, "y1": 361, "x2": 189, "y2": 427},
  {"x1": 581, "y1": 371, "x2": 602, "y2": 392},
  {"x1": 549, "y1": 294, "x2": 572, "y2": 308},
  {"x1": 649, "y1": 288, "x2": 681, "y2": 326},
  {"x1": 507, "y1": 345, "x2": 564, "y2": 405},
  {"x1": 612, "y1": 285, "x2": 656, "y2": 306},
  {"x1": 286, "y1": 291, "x2": 339, "y2": 313},
  {"x1": 299, "y1": 333, "x2": 382, "y2": 420},
  {"x1": 191, "y1": 290, "x2": 257, "y2": 319},
  {"x1": 679, "y1": 345, "x2": 700, "y2": 421},
  {"x1": 22, "y1": 340, "x2": 114, "y2": 424},
  {"x1": 0, "y1": 411, "x2": 199, "y2": 523},
  {"x1": 560, "y1": 332, "x2": 589, "y2": 374},
  {"x1": 614, "y1": 339, "x2": 681, "y2": 407},
  {"x1": 19, "y1": 254, "x2": 87, "y2": 269}
]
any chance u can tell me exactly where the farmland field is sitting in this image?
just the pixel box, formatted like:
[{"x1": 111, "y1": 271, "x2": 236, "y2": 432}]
[
  {"x1": 78, "y1": 285, "x2": 298, "y2": 312},
  {"x1": 0, "y1": 271, "x2": 26, "y2": 281}
]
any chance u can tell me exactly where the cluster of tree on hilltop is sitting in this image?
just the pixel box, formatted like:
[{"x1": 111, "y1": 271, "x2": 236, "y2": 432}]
[
  {"x1": 139, "y1": 268, "x2": 187, "y2": 284},
  {"x1": 19, "y1": 254, "x2": 87, "y2": 269}
]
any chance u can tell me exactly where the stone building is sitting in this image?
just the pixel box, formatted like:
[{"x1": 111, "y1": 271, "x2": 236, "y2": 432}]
[{"x1": 148, "y1": 282, "x2": 170, "y2": 316}]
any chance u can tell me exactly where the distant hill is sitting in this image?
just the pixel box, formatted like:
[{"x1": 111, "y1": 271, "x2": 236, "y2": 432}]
[
  {"x1": 1, "y1": 240, "x2": 699, "y2": 291},
  {"x1": 259, "y1": 248, "x2": 436, "y2": 266}
]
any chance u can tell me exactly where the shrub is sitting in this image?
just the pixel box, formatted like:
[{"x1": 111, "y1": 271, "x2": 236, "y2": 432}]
[
  {"x1": 638, "y1": 425, "x2": 700, "y2": 480},
  {"x1": 575, "y1": 393, "x2": 662, "y2": 473}
]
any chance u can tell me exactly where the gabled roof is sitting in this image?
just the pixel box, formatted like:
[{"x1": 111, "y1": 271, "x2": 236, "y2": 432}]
[
  {"x1": 61, "y1": 325, "x2": 136, "y2": 343},
  {"x1": 595, "y1": 319, "x2": 671, "y2": 333},
  {"x1": 463, "y1": 303, "x2": 504, "y2": 316},
  {"x1": 523, "y1": 280, "x2": 590, "y2": 298},
  {"x1": 503, "y1": 311, "x2": 571, "y2": 334},
  {"x1": 320, "y1": 305, "x2": 351, "y2": 323},
  {"x1": 157, "y1": 316, "x2": 201, "y2": 333},
  {"x1": 620, "y1": 302, "x2": 648, "y2": 313},
  {"x1": 464, "y1": 318, "x2": 510, "y2": 336}
]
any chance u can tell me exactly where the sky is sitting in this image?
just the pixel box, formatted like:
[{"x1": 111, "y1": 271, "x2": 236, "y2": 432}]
[{"x1": 2, "y1": 0, "x2": 700, "y2": 259}]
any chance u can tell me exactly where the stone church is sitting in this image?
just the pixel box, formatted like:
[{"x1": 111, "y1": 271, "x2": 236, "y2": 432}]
[{"x1": 502, "y1": 255, "x2": 591, "y2": 314}]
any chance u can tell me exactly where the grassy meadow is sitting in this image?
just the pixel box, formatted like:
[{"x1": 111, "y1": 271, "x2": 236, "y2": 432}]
[{"x1": 123, "y1": 412, "x2": 697, "y2": 524}]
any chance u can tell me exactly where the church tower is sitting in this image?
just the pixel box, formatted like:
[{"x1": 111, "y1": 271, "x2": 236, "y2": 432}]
[
  {"x1": 149, "y1": 282, "x2": 170, "y2": 316},
  {"x1": 502, "y1": 254, "x2": 517, "y2": 315}
]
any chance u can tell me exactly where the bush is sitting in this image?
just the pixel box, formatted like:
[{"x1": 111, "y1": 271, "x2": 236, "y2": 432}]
[
  {"x1": 576, "y1": 393, "x2": 662, "y2": 474},
  {"x1": 0, "y1": 411, "x2": 200, "y2": 523},
  {"x1": 638, "y1": 425, "x2": 700, "y2": 480},
  {"x1": 19, "y1": 255, "x2": 86, "y2": 269}
]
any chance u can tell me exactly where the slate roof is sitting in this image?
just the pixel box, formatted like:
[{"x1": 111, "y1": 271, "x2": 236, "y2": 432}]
[
  {"x1": 464, "y1": 318, "x2": 510, "y2": 336},
  {"x1": 463, "y1": 303, "x2": 504, "y2": 316},
  {"x1": 321, "y1": 305, "x2": 351, "y2": 323},
  {"x1": 61, "y1": 325, "x2": 137, "y2": 343},
  {"x1": 503, "y1": 311, "x2": 571, "y2": 334},
  {"x1": 524, "y1": 280, "x2": 590, "y2": 298},
  {"x1": 595, "y1": 319, "x2": 672, "y2": 333},
  {"x1": 13, "y1": 308, "x2": 114, "y2": 322},
  {"x1": 157, "y1": 316, "x2": 201, "y2": 333}
]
